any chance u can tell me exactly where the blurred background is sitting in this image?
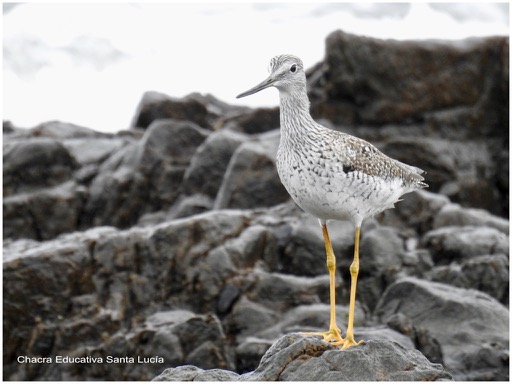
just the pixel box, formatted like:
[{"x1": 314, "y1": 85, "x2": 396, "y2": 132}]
[{"x1": 3, "y1": 2, "x2": 509, "y2": 133}]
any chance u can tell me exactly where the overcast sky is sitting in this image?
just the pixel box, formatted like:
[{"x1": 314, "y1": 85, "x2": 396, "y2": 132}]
[{"x1": 3, "y1": 2, "x2": 509, "y2": 132}]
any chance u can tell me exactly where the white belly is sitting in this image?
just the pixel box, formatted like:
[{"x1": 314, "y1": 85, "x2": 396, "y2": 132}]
[{"x1": 277, "y1": 150, "x2": 404, "y2": 226}]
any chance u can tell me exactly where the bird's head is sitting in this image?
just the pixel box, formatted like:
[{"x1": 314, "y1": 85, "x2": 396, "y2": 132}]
[{"x1": 237, "y1": 54, "x2": 306, "y2": 99}]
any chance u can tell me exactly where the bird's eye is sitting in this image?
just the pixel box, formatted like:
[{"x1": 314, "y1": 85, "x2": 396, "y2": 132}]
[{"x1": 290, "y1": 64, "x2": 297, "y2": 73}]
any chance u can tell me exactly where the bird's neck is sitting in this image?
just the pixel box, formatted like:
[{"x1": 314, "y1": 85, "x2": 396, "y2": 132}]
[{"x1": 279, "y1": 89, "x2": 316, "y2": 140}]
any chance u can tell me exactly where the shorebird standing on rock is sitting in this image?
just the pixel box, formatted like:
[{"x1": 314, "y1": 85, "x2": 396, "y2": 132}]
[{"x1": 237, "y1": 54, "x2": 427, "y2": 350}]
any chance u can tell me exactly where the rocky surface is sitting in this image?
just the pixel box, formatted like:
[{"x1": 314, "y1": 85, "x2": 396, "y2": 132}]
[
  {"x1": 153, "y1": 334, "x2": 452, "y2": 381},
  {"x1": 3, "y1": 31, "x2": 509, "y2": 381}
]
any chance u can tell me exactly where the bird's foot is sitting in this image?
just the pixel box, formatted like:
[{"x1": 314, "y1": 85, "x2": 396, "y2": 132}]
[
  {"x1": 340, "y1": 334, "x2": 364, "y2": 350},
  {"x1": 302, "y1": 326, "x2": 345, "y2": 346}
]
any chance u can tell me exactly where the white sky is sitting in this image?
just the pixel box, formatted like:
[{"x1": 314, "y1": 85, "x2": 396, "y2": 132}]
[{"x1": 3, "y1": 2, "x2": 509, "y2": 132}]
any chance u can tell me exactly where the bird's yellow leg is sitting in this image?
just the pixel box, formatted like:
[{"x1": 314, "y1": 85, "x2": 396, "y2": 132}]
[
  {"x1": 302, "y1": 223, "x2": 345, "y2": 346},
  {"x1": 341, "y1": 226, "x2": 364, "y2": 350}
]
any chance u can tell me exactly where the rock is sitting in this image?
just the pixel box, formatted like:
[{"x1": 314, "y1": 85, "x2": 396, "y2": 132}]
[
  {"x1": 375, "y1": 277, "x2": 509, "y2": 380},
  {"x1": 84, "y1": 119, "x2": 209, "y2": 228},
  {"x1": 3, "y1": 137, "x2": 78, "y2": 196},
  {"x1": 235, "y1": 338, "x2": 274, "y2": 374},
  {"x1": 316, "y1": 31, "x2": 508, "y2": 135},
  {"x1": 165, "y1": 194, "x2": 213, "y2": 221},
  {"x1": 359, "y1": 226, "x2": 404, "y2": 275},
  {"x1": 224, "y1": 300, "x2": 366, "y2": 351},
  {"x1": 131, "y1": 91, "x2": 216, "y2": 130},
  {"x1": 422, "y1": 225, "x2": 509, "y2": 264},
  {"x1": 63, "y1": 136, "x2": 131, "y2": 166},
  {"x1": 433, "y1": 203, "x2": 509, "y2": 234},
  {"x1": 244, "y1": 270, "x2": 329, "y2": 314},
  {"x1": 13, "y1": 120, "x2": 104, "y2": 139},
  {"x1": 214, "y1": 130, "x2": 289, "y2": 209},
  {"x1": 181, "y1": 129, "x2": 247, "y2": 198},
  {"x1": 153, "y1": 365, "x2": 240, "y2": 382},
  {"x1": 148, "y1": 210, "x2": 250, "y2": 313},
  {"x1": 3, "y1": 181, "x2": 87, "y2": 240},
  {"x1": 3, "y1": 229, "x2": 101, "y2": 380},
  {"x1": 399, "y1": 249, "x2": 435, "y2": 278},
  {"x1": 223, "y1": 297, "x2": 280, "y2": 341},
  {"x1": 381, "y1": 138, "x2": 502, "y2": 214},
  {"x1": 341, "y1": 225, "x2": 405, "y2": 311},
  {"x1": 389, "y1": 190, "x2": 450, "y2": 233},
  {"x1": 426, "y1": 254, "x2": 509, "y2": 305},
  {"x1": 351, "y1": 326, "x2": 416, "y2": 349},
  {"x1": 281, "y1": 215, "x2": 354, "y2": 277},
  {"x1": 222, "y1": 107, "x2": 280, "y2": 134},
  {"x1": 280, "y1": 339, "x2": 450, "y2": 381},
  {"x1": 155, "y1": 333, "x2": 451, "y2": 381}
]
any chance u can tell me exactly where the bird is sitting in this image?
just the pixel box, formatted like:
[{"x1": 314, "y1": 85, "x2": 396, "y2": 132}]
[{"x1": 236, "y1": 54, "x2": 427, "y2": 350}]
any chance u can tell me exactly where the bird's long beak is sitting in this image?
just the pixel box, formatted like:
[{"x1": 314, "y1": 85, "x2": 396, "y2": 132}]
[{"x1": 236, "y1": 76, "x2": 275, "y2": 98}]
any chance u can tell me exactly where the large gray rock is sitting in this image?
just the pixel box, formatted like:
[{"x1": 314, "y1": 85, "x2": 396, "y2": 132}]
[
  {"x1": 426, "y1": 254, "x2": 509, "y2": 304},
  {"x1": 153, "y1": 334, "x2": 452, "y2": 381},
  {"x1": 386, "y1": 190, "x2": 450, "y2": 233},
  {"x1": 381, "y1": 138, "x2": 502, "y2": 215},
  {"x1": 433, "y1": 203, "x2": 509, "y2": 234},
  {"x1": 281, "y1": 215, "x2": 354, "y2": 277},
  {"x1": 422, "y1": 225, "x2": 509, "y2": 264},
  {"x1": 3, "y1": 137, "x2": 78, "y2": 196},
  {"x1": 315, "y1": 31, "x2": 508, "y2": 133},
  {"x1": 132, "y1": 91, "x2": 215, "y2": 130},
  {"x1": 375, "y1": 277, "x2": 509, "y2": 380},
  {"x1": 3, "y1": 181, "x2": 87, "y2": 240},
  {"x1": 221, "y1": 107, "x2": 280, "y2": 134},
  {"x1": 181, "y1": 129, "x2": 247, "y2": 198},
  {"x1": 7, "y1": 120, "x2": 105, "y2": 139},
  {"x1": 153, "y1": 365, "x2": 240, "y2": 382},
  {"x1": 214, "y1": 130, "x2": 289, "y2": 209},
  {"x1": 84, "y1": 119, "x2": 209, "y2": 228}
]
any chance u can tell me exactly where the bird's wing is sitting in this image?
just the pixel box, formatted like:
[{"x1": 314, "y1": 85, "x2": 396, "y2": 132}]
[{"x1": 331, "y1": 132, "x2": 427, "y2": 188}]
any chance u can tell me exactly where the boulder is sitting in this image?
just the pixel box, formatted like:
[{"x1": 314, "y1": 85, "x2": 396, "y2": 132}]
[
  {"x1": 314, "y1": 31, "x2": 508, "y2": 135},
  {"x1": 222, "y1": 107, "x2": 280, "y2": 134},
  {"x1": 181, "y1": 129, "x2": 247, "y2": 198},
  {"x1": 433, "y1": 203, "x2": 509, "y2": 234},
  {"x1": 422, "y1": 225, "x2": 509, "y2": 264},
  {"x1": 3, "y1": 181, "x2": 87, "y2": 240},
  {"x1": 165, "y1": 194, "x2": 213, "y2": 221},
  {"x1": 154, "y1": 334, "x2": 452, "y2": 381},
  {"x1": 426, "y1": 254, "x2": 509, "y2": 305},
  {"x1": 3, "y1": 137, "x2": 78, "y2": 196},
  {"x1": 10, "y1": 120, "x2": 105, "y2": 139},
  {"x1": 387, "y1": 190, "x2": 450, "y2": 233},
  {"x1": 62, "y1": 136, "x2": 131, "y2": 166},
  {"x1": 281, "y1": 215, "x2": 354, "y2": 277},
  {"x1": 214, "y1": 130, "x2": 289, "y2": 210},
  {"x1": 375, "y1": 277, "x2": 509, "y2": 380},
  {"x1": 84, "y1": 119, "x2": 209, "y2": 228},
  {"x1": 356, "y1": 226, "x2": 405, "y2": 310},
  {"x1": 380, "y1": 138, "x2": 502, "y2": 215},
  {"x1": 132, "y1": 91, "x2": 215, "y2": 130}
]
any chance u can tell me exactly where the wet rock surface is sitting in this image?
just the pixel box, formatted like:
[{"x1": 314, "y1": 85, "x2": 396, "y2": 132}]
[{"x1": 3, "y1": 32, "x2": 508, "y2": 381}]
